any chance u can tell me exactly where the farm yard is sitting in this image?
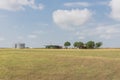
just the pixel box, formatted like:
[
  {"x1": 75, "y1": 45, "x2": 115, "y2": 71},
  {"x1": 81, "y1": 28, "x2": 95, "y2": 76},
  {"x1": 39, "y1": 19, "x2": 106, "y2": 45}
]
[{"x1": 0, "y1": 49, "x2": 120, "y2": 80}]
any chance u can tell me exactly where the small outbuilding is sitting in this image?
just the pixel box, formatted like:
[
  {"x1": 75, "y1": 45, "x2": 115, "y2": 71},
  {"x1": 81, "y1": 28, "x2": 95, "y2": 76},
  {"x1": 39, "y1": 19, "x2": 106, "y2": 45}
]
[{"x1": 45, "y1": 45, "x2": 62, "y2": 49}]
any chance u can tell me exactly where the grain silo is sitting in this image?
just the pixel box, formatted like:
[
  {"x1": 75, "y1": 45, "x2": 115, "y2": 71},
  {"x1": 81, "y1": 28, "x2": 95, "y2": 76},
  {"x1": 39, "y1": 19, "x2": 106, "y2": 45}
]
[{"x1": 15, "y1": 43, "x2": 25, "y2": 49}]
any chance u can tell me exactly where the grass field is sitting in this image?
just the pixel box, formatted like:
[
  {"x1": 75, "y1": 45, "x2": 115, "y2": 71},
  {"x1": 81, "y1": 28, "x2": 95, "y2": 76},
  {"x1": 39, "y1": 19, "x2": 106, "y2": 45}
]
[{"x1": 0, "y1": 49, "x2": 120, "y2": 80}]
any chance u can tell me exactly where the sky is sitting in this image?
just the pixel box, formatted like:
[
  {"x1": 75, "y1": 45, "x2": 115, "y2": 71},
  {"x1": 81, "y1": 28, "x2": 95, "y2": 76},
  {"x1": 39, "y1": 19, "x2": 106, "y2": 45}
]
[{"x1": 0, "y1": 0, "x2": 120, "y2": 48}]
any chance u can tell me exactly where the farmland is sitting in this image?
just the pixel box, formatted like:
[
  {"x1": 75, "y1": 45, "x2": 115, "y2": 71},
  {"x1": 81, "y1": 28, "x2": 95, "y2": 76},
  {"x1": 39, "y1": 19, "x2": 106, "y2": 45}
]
[{"x1": 0, "y1": 49, "x2": 120, "y2": 80}]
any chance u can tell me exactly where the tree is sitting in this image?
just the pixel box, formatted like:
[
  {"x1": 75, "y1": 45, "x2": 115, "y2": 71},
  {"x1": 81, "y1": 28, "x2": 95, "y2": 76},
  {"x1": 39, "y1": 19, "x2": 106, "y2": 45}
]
[
  {"x1": 95, "y1": 42, "x2": 102, "y2": 48},
  {"x1": 78, "y1": 42, "x2": 84, "y2": 49},
  {"x1": 64, "y1": 41, "x2": 71, "y2": 49},
  {"x1": 73, "y1": 42, "x2": 78, "y2": 48},
  {"x1": 86, "y1": 41, "x2": 95, "y2": 49},
  {"x1": 73, "y1": 41, "x2": 84, "y2": 49}
]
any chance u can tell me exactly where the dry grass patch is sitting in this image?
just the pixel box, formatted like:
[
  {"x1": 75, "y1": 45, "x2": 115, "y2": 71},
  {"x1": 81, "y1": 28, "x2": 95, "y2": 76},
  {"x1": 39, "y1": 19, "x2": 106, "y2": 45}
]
[{"x1": 0, "y1": 49, "x2": 120, "y2": 80}]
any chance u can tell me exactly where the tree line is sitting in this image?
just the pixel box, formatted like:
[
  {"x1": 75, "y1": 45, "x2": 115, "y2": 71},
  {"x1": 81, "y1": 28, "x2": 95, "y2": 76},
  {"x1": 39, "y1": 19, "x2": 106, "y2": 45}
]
[{"x1": 64, "y1": 41, "x2": 102, "y2": 49}]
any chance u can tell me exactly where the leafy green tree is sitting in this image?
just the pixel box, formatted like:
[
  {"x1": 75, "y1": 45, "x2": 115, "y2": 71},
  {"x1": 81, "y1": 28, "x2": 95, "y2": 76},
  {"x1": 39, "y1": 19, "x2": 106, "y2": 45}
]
[
  {"x1": 73, "y1": 42, "x2": 78, "y2": 48},
  {"x1": 86, "y1": 41, "x2": 95, "y2": 49},
  {"x1": 78, "y1": 42, "x2": 84, "y2": 49},
  {"x1": 73, "y1": 41, "x2": 84, "y2": 49},
  {"x1": 64, "y1": 41, "x2": 71, "y2": 49},
  {"x1": 95, "y1": 42, "x2": 102, "y2": 48}
]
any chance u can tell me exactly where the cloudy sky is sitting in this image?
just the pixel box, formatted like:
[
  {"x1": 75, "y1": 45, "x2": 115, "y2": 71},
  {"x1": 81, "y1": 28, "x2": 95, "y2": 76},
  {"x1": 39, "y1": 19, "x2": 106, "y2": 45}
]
[{"x1": 0, "y1": 0, "x2": 120, "y2": 48}]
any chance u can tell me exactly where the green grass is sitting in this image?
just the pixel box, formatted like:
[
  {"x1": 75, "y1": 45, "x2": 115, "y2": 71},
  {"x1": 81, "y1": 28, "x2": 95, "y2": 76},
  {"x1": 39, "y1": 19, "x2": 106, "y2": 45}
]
[{"x1": 0, "y1": 49, "x2": 120, "y2": 80}]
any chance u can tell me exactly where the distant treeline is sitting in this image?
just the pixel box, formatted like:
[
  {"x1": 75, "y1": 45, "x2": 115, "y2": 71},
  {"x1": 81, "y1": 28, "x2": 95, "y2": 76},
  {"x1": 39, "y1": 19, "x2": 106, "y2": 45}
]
[{"x1": 46, "y1": 41, "x2": 102, "y2": 49}]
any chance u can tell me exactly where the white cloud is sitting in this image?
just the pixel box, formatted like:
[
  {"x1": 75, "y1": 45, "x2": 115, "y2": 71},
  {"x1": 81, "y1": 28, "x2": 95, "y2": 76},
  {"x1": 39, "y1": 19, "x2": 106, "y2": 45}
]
[
  {"x1": 76, "y1": 24, "x2": 120, "y2": 40},
  {"x1": 64, "y1": 2, "x2": 90, "y2": 7},
  {"x1": 28, "y1": 34, "x2": 37, "y2": 39},
  {"x1": 30, "y1": 3, "x2": 44, "y2": 10},
  {"x1": 17, "y1": 36, "x2": 24, "y2": 40},
  {"x1": 64, "y1": 1, "x2": 108, "y2": 8},
  {"x1": 109, "y1": 0, "x2": 120, "y2": 20},
  {"x1": 0, "y1": 37, "x2": 5, "y2": 41},
  {"x1": 36, "y1": 23, "x2": 48, "y2": 26},
  {"x1": 53, "y1": 9, "x2": 92, "y2": 30},
  {"x1": 78, "y1": 36, "x2": 85, "y2": 40},
  {"x1": 32, "y1": 30, "x2": 45, "y2": 35},
  {"x1": 95, "y1": 25, "x2": 120, "y2": 39},
  {"x1": 0, "y1": 0, "x2": 44, "y2": 11},
  {"x1": 98, "y1": 1, "x2": 108, "y2": 5},
  {"x1": 38, "y1": 4, "x2": 44, "y2": 10}
]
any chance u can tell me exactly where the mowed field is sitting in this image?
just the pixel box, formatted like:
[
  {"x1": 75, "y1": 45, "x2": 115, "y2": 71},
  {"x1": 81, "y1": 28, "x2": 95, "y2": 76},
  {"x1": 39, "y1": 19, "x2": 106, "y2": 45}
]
[{"x1": 0, "y1": 49, "x2": 120, "y2": 80}]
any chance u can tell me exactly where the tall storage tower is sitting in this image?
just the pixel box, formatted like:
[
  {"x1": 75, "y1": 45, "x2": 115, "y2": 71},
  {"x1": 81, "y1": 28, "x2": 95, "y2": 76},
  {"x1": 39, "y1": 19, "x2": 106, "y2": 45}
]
[{"x1": 15, "y1": 43, "x2": 25, "y2": 49}]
